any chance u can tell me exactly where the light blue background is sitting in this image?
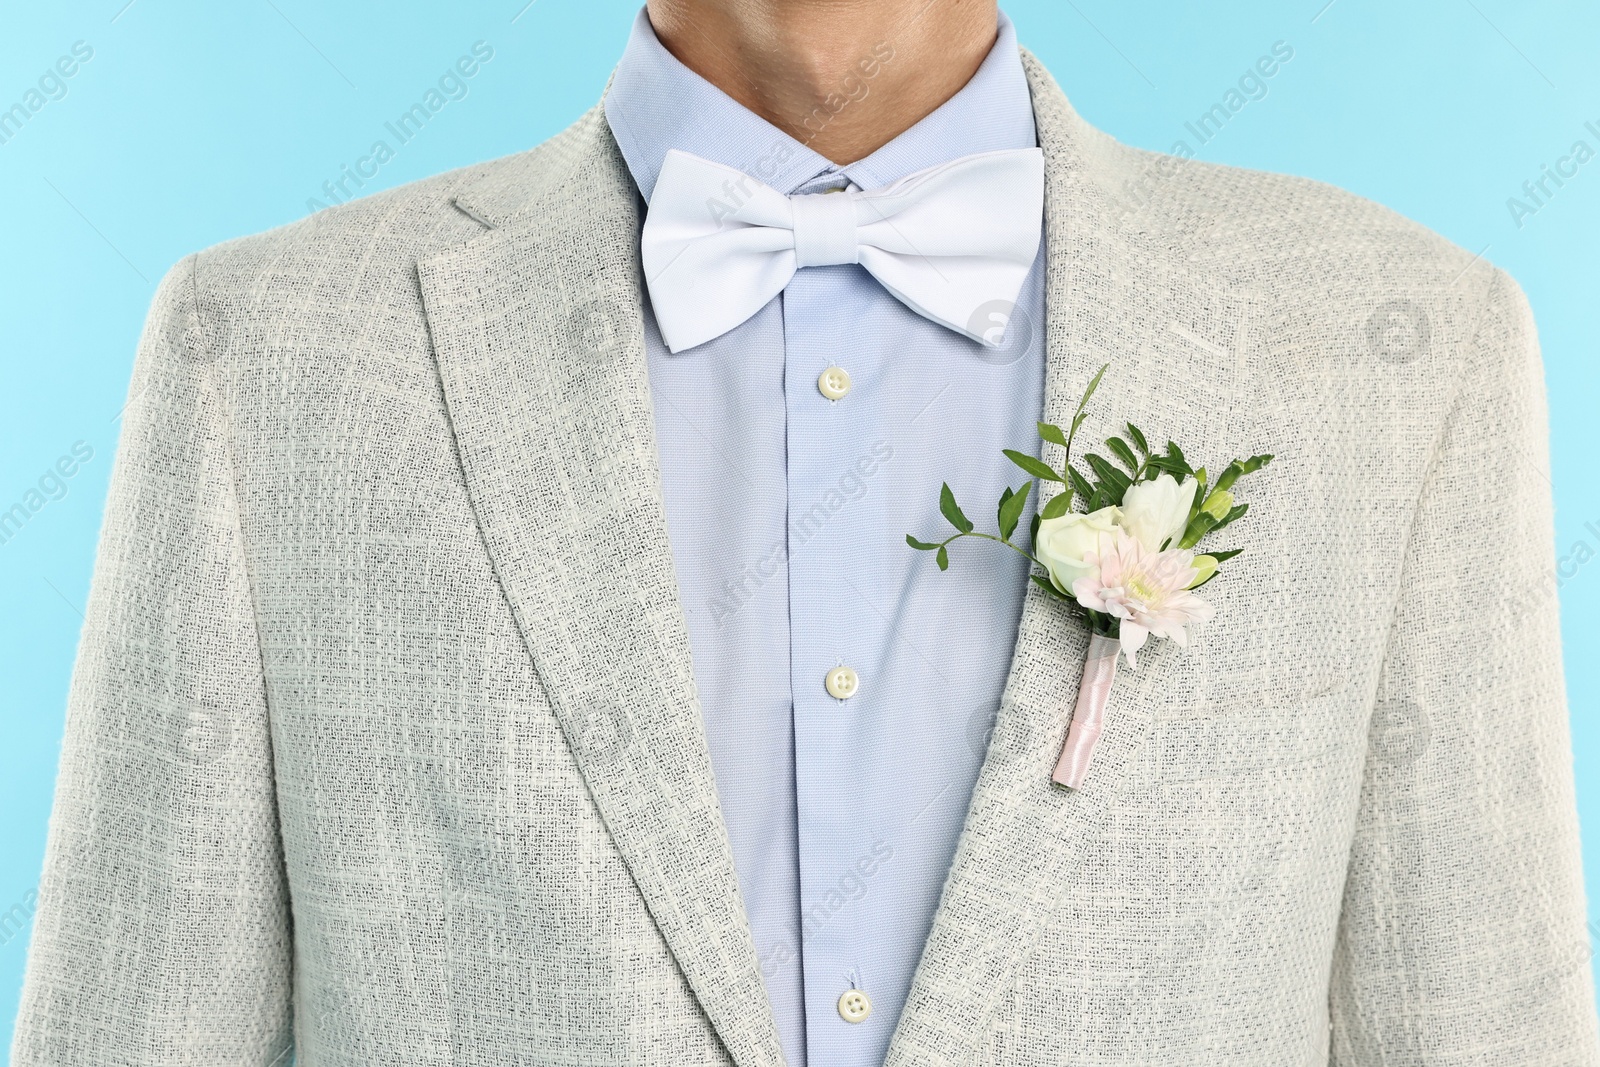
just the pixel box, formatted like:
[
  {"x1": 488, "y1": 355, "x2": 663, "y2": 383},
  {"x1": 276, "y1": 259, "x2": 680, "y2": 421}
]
[{"x1": 1, "y1": 0, "x2": 1595, "y2": 1047}]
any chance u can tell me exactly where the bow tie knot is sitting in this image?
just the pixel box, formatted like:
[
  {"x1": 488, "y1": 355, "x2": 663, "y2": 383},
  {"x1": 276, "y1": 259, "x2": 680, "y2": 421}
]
[
  {"x1": 642, "y1": 147, "x2": 1045, "y2": 353},
  {"x1": 790, "y1": 190, "x2": 861, "y2": 268}
]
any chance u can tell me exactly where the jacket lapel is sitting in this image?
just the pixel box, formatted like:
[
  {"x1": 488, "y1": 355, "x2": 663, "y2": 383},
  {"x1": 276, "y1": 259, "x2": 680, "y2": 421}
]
[
  {"x1": 882, "y1": 54, "x2": 1260, "y2": 1067},
  {"x1": 417, "y1": 110, "x2": 786, "y2": 1067}
]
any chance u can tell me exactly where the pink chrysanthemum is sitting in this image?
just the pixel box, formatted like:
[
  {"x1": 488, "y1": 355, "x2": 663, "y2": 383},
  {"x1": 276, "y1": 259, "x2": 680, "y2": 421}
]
[{"x1": 1071, "y1": 529, "x2": 1215, "y2": 669}]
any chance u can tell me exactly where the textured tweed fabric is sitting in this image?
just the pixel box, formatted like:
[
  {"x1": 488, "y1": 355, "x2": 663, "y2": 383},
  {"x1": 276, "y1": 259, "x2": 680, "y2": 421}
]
[{"x1": 13, "y1": 52, "x2": 1598, "y2": 1066}]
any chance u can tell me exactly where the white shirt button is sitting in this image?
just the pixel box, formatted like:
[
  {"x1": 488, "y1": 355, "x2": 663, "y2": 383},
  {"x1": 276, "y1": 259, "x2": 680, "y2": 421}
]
[
  {"x1": 838, "y1": 988, "x2": 872, "y2": 1023},
  {"x1": 817, "y1": 366, "x2": 852, "y2": 401},
  {"x1": 825, "y1": 666, "x2": 859, "y2": 700}
]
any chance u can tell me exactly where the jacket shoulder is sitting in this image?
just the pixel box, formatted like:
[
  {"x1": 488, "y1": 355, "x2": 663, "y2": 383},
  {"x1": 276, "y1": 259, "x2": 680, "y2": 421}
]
[
  {"x1": 189, "y1": 104, "x2": 609, "y2": 294},
  {"x1": 1105, "y1": 140, "x2": 1490, "y2": 296}
]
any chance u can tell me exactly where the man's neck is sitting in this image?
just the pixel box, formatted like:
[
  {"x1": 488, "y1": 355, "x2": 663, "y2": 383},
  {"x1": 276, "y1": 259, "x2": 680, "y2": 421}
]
[{"x1": 644, "y1": 0, "x2": 1001, "y2": 165}]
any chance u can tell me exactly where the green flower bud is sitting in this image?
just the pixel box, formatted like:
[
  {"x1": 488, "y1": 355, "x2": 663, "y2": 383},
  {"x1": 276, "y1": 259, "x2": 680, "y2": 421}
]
[
  {"x1": 1200, "y1": 488, "x2": 1234, "y2": 521},
  {"x1": 1188, "y1": 554, "x2": 1218, "y2": 589}
]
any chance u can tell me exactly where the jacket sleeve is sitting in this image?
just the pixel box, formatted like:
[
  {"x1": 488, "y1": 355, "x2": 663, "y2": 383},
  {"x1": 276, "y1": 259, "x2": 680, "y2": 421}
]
[
  {"x1": 11, "y1": 257, "x2": 294, "y2": 1065},
  {"x1": 1329, "y1": 269, "x2": 1599, "y2": 1063}
]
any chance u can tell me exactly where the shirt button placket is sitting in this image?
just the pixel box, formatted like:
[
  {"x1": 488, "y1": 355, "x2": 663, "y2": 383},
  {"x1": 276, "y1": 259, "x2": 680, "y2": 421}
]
[{"x1": 784, "y1": 228, "x2": 881, "y2": 1064}]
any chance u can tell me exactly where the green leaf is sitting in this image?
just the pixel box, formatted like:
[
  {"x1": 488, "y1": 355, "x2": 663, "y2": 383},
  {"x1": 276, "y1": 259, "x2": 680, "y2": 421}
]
[
  {"x1": 1085, "y1": 452, "x2": 1132, "y2": 501},
  {"x1": 1125, "y1": 422, "x2": 1149, "y2": 454},
  {"x1": 998, "y1": 484, "x2": 1029, "y2": 541},
  {"x1": 1105, "y1": 436, "x2": 1139, "y2": 472},
  {"x1": 1076, "y1": 363, "x2": 1109, "y2": 416},
  {"x1": 939, "y1": 483, "x2": 974, "y2": 533},
  {"x1": 1037, "y1": 421, "x2": 1067, "y2": 447},
  {"x1": 1067, "y1": 466, "x2": 1097, "y2": 507},
  {"x1": 1062, "y1": 363, "x2": 1111, "y2": 464},
  {"x1": 1003, "y1": 449, "x2": 1062, "y2": 483},
  {"x1": 1208, "y1": 548, "x2": 1244, "y2": 563},
  {"x1": 1029, "y1": 512, "x2": 1042, "y2": 546},
  {"x1": 936, "y1": 545, "x2": 950, "y2": 570},
  {"x1": 906, "y1": 535, "x2": 939, "y2": 551},
  {"x1": 1208, "y1": 502, "x2": 1249, "y2": 533},
  {"x1": 1145, "y1": 454, "x2": 1185, "y2": 477},
  {"x1": 1163, "y1": 440, "x2": 1191, "y2": 478},
  {"x1": 1031, "y1": 573, "x2": 1069, "y2": 600},
  {"x1": 1040, "y1": 492, "x2": 1072, "y2": 520}
]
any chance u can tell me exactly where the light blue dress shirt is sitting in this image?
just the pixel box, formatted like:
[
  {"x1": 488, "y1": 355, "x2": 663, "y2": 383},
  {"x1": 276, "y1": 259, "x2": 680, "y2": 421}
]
[{"x1": 604, "y1": 11, "x2": 1046, "y2": 1066}]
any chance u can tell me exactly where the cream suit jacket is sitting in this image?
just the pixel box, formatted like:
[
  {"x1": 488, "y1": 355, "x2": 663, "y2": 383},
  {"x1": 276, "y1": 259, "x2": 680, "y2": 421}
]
[{"x1": 13, "y1": 52, "x2": 1599, "y2": 1066}]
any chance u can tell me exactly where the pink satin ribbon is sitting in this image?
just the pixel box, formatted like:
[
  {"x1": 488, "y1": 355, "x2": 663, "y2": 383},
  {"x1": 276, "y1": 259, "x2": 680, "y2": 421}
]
[{"x1": 1052, "y1": 632, "x2": 1121, "y2": 789}]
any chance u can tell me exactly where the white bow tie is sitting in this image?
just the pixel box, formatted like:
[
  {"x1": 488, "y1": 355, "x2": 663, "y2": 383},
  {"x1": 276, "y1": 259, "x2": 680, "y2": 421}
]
[{"x1": 640, "y1": 147, "x2": 1046, "y2": 354}]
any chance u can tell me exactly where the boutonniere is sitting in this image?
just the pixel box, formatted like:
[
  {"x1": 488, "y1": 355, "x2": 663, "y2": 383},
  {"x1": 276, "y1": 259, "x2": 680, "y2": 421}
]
[{"x1": 907, "y1": 364, "x2": 1272, "y2": 789}]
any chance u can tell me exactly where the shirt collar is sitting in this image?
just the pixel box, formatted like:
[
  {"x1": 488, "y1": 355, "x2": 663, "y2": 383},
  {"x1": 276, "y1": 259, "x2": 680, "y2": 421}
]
[{"x1": 603, "y1": 7, "x2": 1037, "y2": 203}]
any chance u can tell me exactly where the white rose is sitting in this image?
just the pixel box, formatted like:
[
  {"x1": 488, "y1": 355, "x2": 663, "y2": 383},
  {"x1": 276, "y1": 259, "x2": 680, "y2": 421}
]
[
  {"x1": 1119, "y1": 473, "x2": 1198, "y2": 553},
  {"x1": 1036, "y1": 505, "x2": 1122, "y2": 593}
]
